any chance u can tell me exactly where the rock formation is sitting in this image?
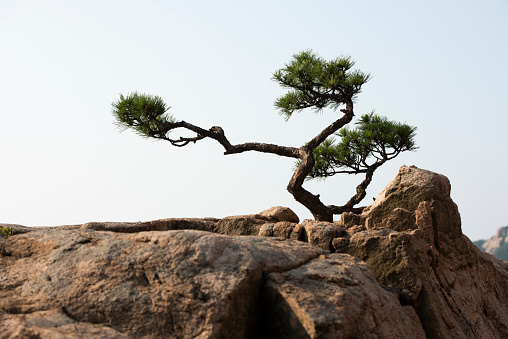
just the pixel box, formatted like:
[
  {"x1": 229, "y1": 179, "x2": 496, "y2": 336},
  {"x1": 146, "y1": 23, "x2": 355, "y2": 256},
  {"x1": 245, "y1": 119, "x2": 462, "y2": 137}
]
[
  {"x1": 332, "y1": 166, "x2": 508, "y2": 338},
  {"x1": 1, "y1": 166, "x2": 507, "y2": 338},
  {"x1": 475, "y1": 226, "x2": 508, "y2": 260}
]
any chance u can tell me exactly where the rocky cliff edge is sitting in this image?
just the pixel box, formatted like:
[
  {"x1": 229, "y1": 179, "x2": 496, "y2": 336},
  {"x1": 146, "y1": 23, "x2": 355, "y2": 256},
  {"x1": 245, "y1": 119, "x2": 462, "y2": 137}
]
[{"x1": 1, "y1": 166, "x2": 507, "y2": 338}]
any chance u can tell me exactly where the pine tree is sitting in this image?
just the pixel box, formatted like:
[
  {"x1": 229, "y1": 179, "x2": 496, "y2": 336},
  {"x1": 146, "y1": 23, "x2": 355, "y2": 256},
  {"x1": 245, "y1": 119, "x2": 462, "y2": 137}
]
[{"x1": 112, "y1": 50, "x2": 417, "y2": 221}]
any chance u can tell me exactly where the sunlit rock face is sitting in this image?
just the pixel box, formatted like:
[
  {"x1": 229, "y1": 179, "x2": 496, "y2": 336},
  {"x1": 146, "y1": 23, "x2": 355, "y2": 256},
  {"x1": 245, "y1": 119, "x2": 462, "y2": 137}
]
[{"x1": 333, "y1": 166, "x2": 508, "y2": 338}]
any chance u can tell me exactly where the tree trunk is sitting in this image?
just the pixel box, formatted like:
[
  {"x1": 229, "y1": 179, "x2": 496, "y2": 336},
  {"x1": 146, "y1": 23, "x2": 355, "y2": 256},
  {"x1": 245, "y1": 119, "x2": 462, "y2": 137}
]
[
  {"x1": 328, "y1": 164, "x2": 381, "y2": 215},
  {"x1": 287, "y1": 148, "x2": 333, "y2": 222},
  {"x1": 286, "y1": 102, "x2": 355, "y2": 222}
]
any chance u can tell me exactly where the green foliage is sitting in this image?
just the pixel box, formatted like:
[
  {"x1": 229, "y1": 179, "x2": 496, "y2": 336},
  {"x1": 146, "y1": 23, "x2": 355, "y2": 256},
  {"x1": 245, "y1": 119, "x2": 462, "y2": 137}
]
[
  {"x1": 0, "y1": 227, "x2": 13, "y2": 239},
  {"x1": 272, "y1": 50, "x2": 371, "y2": 119},
  {"x1": 112, "y1": 92, "x2": 176, "y2": 139},
  {"x1": 306, "y1": 113, "x2": 417, "y2": 179},
  {"x1": 494, "y1": 242, "x2": 508, "y2": 261}
]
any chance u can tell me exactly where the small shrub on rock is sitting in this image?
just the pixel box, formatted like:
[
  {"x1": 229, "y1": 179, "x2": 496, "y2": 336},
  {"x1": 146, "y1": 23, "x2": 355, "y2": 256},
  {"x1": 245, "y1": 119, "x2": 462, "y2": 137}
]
[{"x1": 0, "y1": 227, "x2": 13, "y2": 239}]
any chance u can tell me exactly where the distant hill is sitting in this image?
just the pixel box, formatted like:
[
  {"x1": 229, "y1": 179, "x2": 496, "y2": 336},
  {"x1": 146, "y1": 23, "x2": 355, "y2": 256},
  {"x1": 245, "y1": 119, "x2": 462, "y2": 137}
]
[
  {"x1": 473, "y1": 239, "x2": 486, "y2": 248},
  {"x1": 474, "y1": 226, "x2": 508, "y2": 261}
]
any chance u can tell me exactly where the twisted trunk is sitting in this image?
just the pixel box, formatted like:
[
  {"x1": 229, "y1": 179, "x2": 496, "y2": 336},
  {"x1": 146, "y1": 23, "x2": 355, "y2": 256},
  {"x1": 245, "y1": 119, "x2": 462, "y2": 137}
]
[
  {"x1": 286, "y1": 101, "x2": 355, "y2": 221},
  {"x1": 287, "y1": 148, "x2": 334, "y2": 222}
]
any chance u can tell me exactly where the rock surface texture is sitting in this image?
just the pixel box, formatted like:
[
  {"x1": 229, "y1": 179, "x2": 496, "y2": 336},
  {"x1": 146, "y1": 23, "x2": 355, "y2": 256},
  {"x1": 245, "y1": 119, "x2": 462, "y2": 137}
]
[{"x1": 1, "y1": 166, "x2": 507, "y2": 338}]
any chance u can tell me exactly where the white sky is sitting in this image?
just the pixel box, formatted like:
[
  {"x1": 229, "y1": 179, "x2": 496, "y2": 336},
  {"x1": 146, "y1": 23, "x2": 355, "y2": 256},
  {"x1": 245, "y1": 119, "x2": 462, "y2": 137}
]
[{"x1": 0, "y1": 0, "x2": 506, "y2": 241}]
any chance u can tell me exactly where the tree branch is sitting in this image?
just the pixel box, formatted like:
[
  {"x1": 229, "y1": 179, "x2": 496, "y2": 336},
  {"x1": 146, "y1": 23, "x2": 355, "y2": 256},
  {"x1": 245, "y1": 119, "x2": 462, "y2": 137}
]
[
  {"x1": 306, "y1": 100, "x2": 354, "y2": 150},
  {"x1": 224, "y1": 142, "x2": 300, "y2": 158},
  {"x1": 328, "y1": 161, "x2": 384, "y2": 215},
  {"x1": 161, "y1": 121, "x2": 301, "y2": 159}
]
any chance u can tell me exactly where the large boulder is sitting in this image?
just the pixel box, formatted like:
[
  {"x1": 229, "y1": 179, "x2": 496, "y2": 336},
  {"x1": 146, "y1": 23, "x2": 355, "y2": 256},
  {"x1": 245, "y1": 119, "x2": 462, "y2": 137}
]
[
  {"x1": 0, "y1": 226, "x2": 428, "y2": 339},
  {"x1": 334, "y1": 165, "x2": 508, "y2": 338},
  {"x1": 263, "y1": 253, "x2": 425, "y2": 338},
  {"x1": 0, "y1": 227, "x2": 425, "y2": 339},
  {"x1": 2, "y1": 166, "x2": 508, "y2": 338},
  {"x1": 0, "y1": 229, "x2": 324, "y2": 338}
]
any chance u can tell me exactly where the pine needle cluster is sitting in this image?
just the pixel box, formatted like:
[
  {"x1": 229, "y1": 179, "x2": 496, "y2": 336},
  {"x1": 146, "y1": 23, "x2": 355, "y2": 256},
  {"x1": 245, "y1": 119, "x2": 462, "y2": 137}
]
[
  {"x1": 307, "y1": 113, "x2": 417, "y2": 179},
  {"x1": 272, "y1": 50, "x2": 371, "y2": 120},
  {"x1": 112, "y1": 92, "x2": 176, "y2": 139}
]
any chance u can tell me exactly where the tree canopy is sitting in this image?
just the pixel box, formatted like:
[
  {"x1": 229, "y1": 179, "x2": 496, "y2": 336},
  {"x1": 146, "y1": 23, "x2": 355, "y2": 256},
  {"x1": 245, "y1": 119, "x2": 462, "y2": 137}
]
[
  {"x1": 272, "y1": 50, "x2": 371, "y2": 119},
  {"x1": 309, "y1": 112, "x2": 417, "y2": 179},
  {"x1": 112, "y1": 50, "x2": 417, "y2": 221}
]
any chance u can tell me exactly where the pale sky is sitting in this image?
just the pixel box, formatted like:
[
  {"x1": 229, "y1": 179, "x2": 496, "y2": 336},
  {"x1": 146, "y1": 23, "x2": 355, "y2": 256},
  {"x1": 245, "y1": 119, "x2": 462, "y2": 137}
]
[{"x1": 0, "y1": 0, "x2": 506, "y2": 241}]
